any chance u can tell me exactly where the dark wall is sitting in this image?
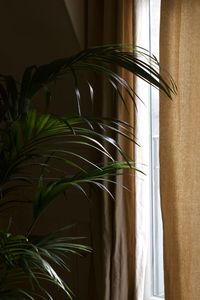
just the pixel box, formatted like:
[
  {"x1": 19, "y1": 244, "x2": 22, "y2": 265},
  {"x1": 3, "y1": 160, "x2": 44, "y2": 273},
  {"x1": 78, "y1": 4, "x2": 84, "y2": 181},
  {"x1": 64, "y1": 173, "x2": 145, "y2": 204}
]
[
  {"x1": 0, "y1": 1, "x2": 92, "y2": 299},
  {"x1": 0, "y1": 0, "x2": 82, "y2": 76}
]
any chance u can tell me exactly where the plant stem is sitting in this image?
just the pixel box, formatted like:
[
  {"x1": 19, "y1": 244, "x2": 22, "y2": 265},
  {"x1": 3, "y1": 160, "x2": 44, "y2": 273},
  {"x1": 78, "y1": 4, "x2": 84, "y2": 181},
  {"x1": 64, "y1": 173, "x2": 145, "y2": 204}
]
[{"x1": 26, "y1": 216, "x2": 39, "y2": 237}]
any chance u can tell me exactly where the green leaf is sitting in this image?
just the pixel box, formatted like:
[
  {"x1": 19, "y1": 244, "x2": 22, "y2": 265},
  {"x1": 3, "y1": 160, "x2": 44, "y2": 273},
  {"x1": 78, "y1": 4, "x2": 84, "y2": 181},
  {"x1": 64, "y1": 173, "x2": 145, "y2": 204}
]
[
  {"x1": 0, "y1": 229, "x2": 89, "y2": 299},
  {"x1": 33, "y1": 160, "x2": 136, "y2": 219}
]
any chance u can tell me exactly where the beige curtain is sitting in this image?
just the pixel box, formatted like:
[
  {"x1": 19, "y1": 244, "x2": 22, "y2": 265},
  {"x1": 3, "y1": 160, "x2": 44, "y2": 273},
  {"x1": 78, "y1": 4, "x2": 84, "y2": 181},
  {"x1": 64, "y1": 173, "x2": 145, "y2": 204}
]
[
  {"x1": 160, "y1": 1, "x2": 200, "y2": 299},
  {"x1": 87, "y1": 1, "x2": 135, "y2": 299}
]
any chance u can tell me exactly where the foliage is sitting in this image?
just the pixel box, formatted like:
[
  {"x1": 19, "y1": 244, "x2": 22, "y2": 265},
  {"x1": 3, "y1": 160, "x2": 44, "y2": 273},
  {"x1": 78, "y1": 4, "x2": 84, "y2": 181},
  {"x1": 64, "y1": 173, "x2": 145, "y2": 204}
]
[{"x1": 0, "y1": 45, "x2": 175, "y2": 299}]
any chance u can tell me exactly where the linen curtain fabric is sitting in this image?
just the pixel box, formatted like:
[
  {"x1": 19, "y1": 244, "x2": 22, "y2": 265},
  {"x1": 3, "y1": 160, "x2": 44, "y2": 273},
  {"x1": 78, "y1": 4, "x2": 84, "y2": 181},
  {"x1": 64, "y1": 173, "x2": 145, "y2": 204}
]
[
  {"x1": 87, "y1": 1, "x2": 136, "y2": 299},
  {"x1": 160, "y1": 1, "x2": 200, "y2": 299}
]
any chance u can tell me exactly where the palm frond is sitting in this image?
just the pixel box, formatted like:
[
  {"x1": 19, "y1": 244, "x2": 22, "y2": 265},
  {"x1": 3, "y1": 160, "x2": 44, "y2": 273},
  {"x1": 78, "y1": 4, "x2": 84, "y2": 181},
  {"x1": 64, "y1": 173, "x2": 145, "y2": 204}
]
[
  {"x1": 0, "y1": 44, "x2": 176, "y2": 299},
  {"x1": 0, "y1": 109, "x2": 134, "y2": 186},
  {"x1": 0, "y1": 229, "x2": 91, "y2": 300},
  {"x1": 33, "y1": 160, "x2": 138, "y2": 219},
  {"x1": 0, "y1": 45, "x2": 176, "y2": 120}
]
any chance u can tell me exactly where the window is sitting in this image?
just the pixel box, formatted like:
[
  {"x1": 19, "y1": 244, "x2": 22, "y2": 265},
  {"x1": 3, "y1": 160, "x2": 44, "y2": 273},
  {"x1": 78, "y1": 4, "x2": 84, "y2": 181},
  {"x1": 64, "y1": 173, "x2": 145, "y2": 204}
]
[{"x1": 135, "y1": 0, "x2": 164, "y2": 299}]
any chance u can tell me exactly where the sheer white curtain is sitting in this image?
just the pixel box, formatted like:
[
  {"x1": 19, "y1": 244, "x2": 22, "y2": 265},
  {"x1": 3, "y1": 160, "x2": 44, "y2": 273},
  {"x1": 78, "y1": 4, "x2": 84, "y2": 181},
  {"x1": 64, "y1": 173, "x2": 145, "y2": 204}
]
[
  {"x1": 135, "y1": 1, "x2": 151, "y2": 297},
  {"x1": 134, "y1": 1, "x2": 161, "y2": 299}
]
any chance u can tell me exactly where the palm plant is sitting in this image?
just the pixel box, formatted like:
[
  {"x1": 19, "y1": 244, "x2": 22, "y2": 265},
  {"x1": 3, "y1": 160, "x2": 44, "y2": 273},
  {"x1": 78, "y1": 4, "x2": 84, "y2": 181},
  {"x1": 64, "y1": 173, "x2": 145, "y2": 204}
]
[{"x1": 0, "y1": 45, "x2": 175, "y2": 299}]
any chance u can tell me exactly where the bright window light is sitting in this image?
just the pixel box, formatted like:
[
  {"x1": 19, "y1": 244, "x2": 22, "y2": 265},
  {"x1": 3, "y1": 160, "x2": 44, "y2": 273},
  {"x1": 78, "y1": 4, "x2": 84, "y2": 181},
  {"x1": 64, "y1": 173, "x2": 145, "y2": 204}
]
[{"x1": 135, "y1": 0, "x2": 164, "y2": 299}]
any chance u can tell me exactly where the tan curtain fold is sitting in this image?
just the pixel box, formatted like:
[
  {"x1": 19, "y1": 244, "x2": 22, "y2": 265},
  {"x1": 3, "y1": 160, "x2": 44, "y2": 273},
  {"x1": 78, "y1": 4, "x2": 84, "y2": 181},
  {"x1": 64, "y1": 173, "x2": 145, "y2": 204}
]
[
  {"x1": 160, "y1": 1, "x2": 200, "y2": 299},
  {"x1": 87, "y1": 1, "x2": 135, "y2": 299}
]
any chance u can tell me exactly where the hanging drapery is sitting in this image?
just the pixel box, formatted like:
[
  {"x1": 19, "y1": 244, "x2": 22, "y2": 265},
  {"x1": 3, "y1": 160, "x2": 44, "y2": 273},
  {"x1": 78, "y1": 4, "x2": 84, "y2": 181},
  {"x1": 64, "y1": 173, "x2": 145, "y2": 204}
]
[
  {"x1": 87, "y1": 1, "x2": 136, "y2": 299},
  {"x1": 160, "y1": 1, "x2": 200, "y2": 299}
]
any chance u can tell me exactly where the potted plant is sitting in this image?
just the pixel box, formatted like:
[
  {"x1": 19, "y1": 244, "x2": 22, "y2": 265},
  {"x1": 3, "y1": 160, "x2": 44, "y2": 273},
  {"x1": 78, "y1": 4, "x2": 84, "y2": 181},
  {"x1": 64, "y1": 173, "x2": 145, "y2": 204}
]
[{"x1": 0, "y1": 45, "x2": 174, "y2": 299}]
